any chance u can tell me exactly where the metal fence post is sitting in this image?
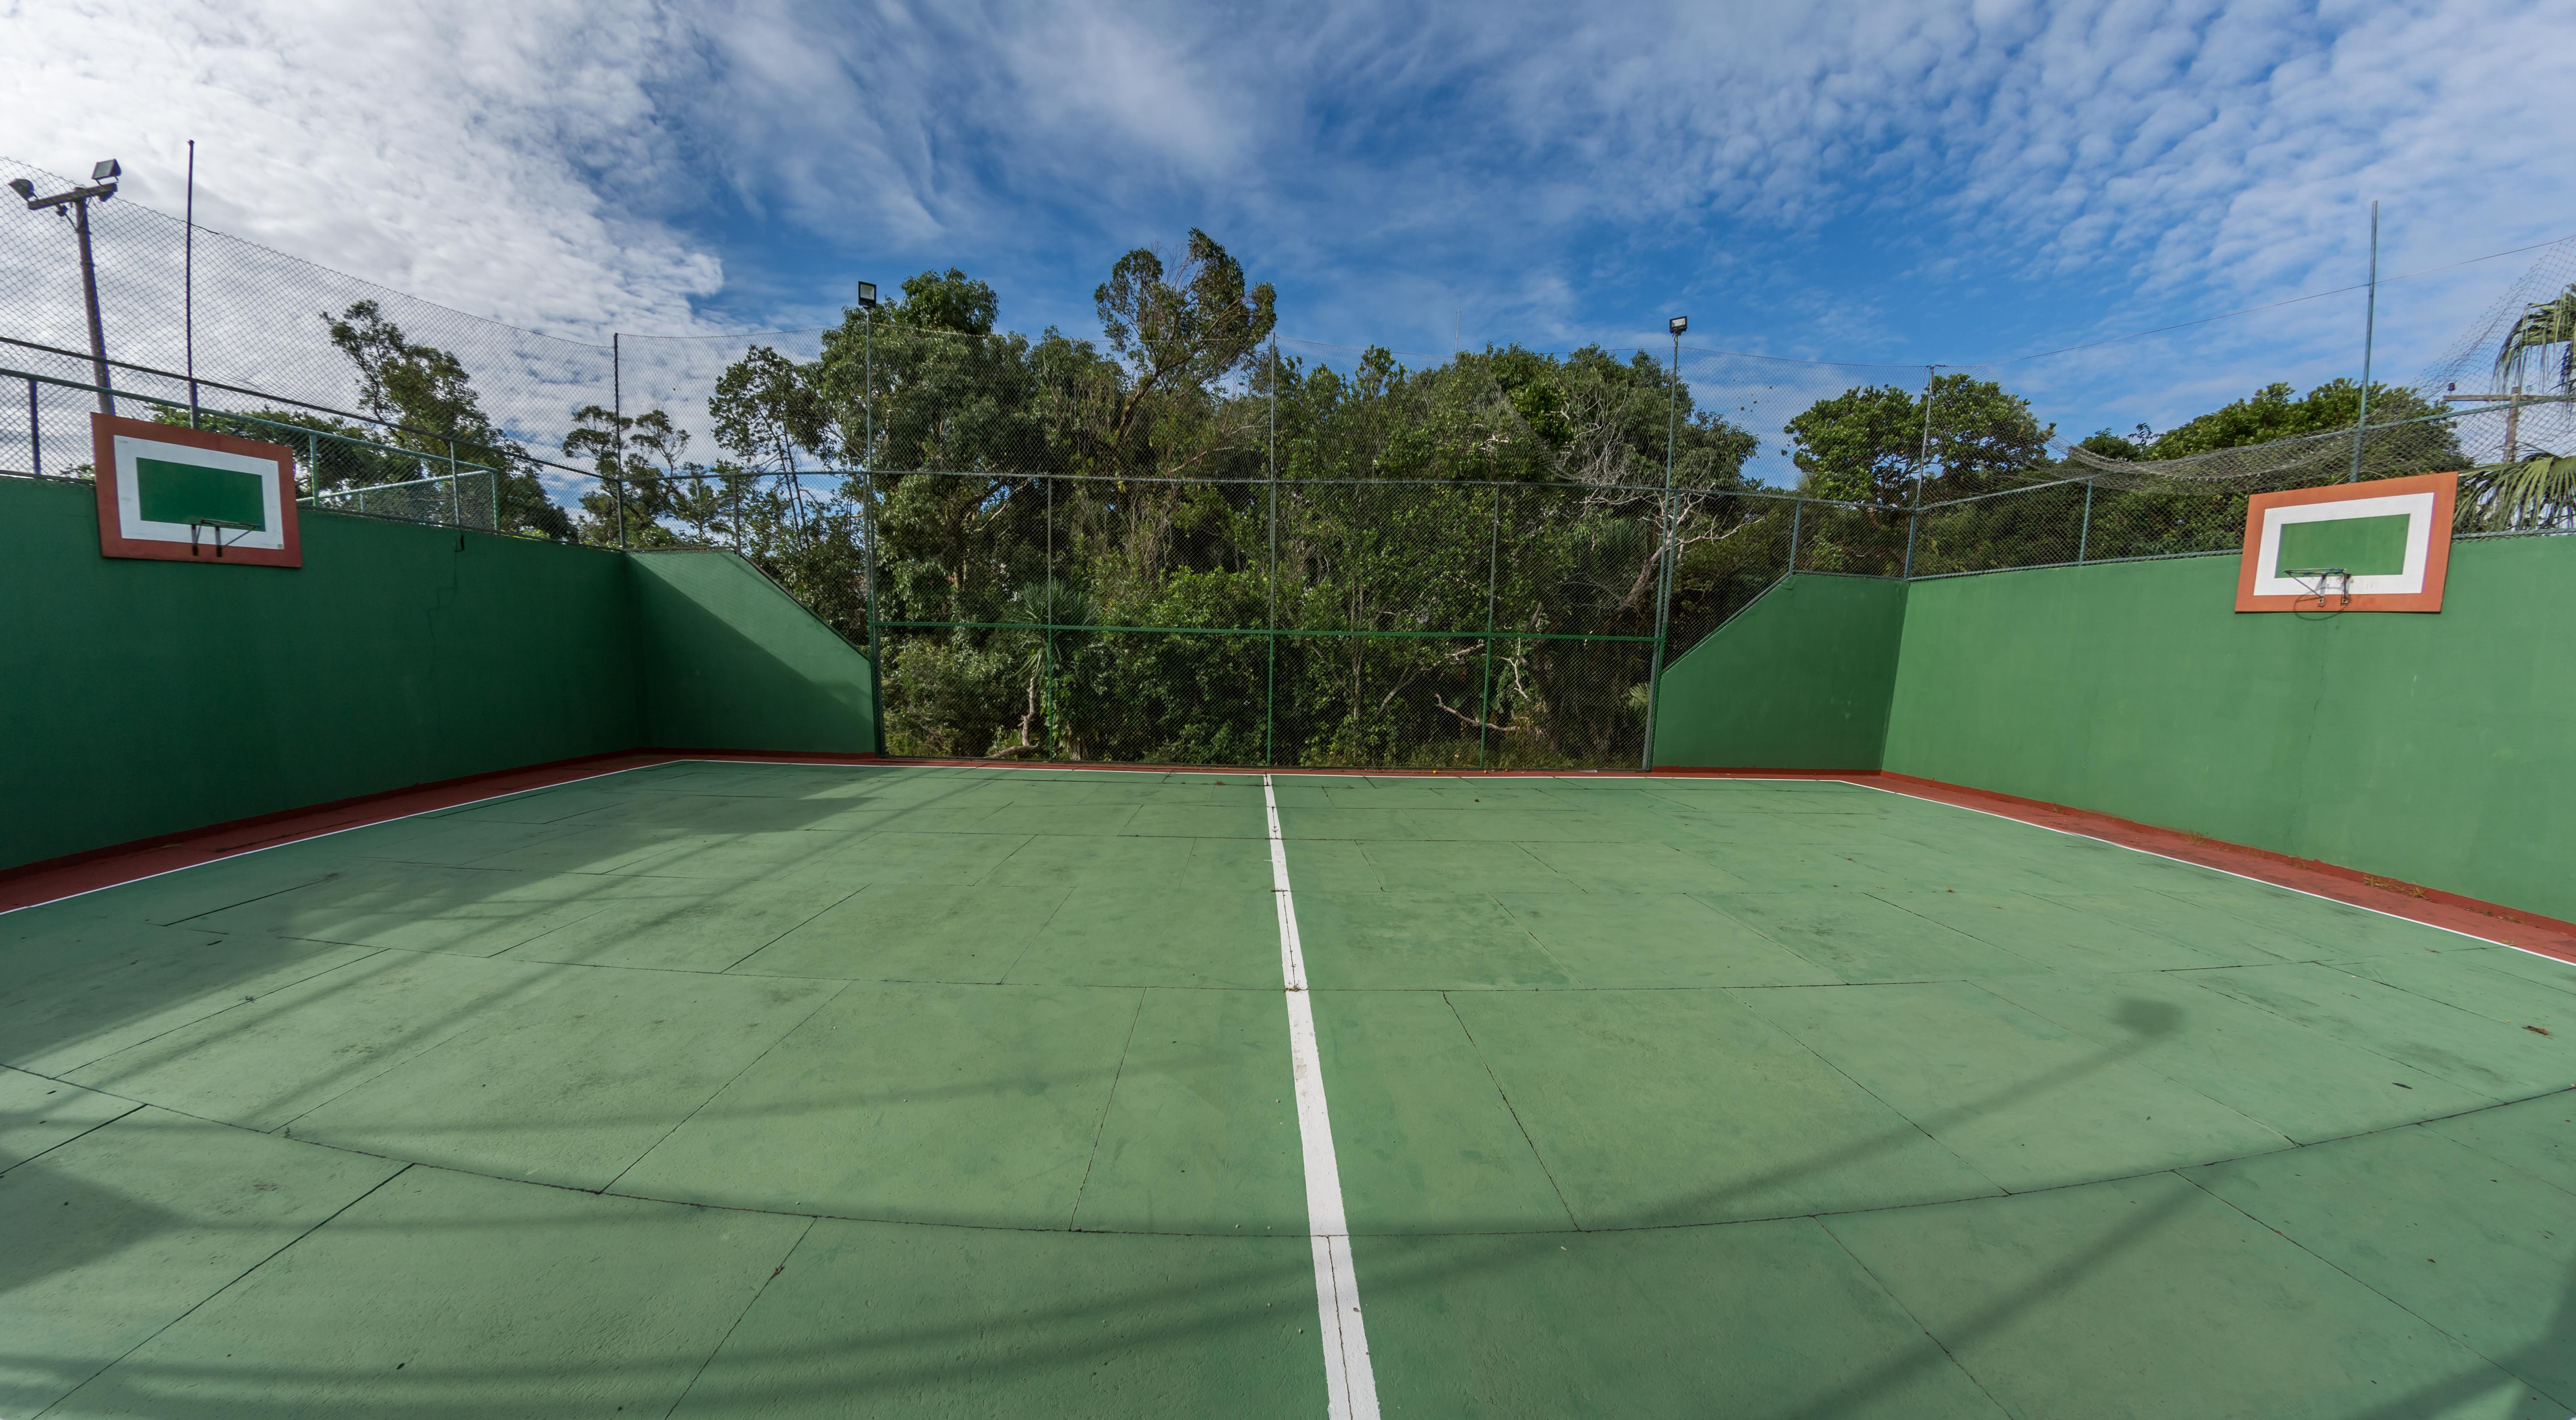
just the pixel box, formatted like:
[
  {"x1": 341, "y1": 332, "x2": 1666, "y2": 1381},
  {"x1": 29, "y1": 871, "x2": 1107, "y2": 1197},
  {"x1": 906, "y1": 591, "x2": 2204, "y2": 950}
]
[
  {"x1": 26, "y1": 377, "x2": 38, "y2": 477},
  {"x1": 2077, "y1": 480, "x2": 2094, "y2": 564},
  {"x1": 1265, "y1": 340, "x2": 1279, "y2": 768},
  {"x1": 861, "y1": 466, "x2": 887, "y2": 757},
  {"x1": 1902, "y1": 505, "x2": 1920, "y2": 579},
  {"x1": 1478, "y1": 483, "x2": 1502, "y2": 770},
  {"x1": 612, "y1": 332, "x2": 628, "y2": 546},
  {"x1": 1788, "y1": 498, "x2": 1802, "y2": 572},
  {"x1": 307, "y1": 431, "x2": 321, "y2": 503},
  {"x1": 445, "y1": 447, "x2": 459, "y2": 528},
  {"x1": 1044, "y1": 475, "x2": 1055, "y2": 760}
]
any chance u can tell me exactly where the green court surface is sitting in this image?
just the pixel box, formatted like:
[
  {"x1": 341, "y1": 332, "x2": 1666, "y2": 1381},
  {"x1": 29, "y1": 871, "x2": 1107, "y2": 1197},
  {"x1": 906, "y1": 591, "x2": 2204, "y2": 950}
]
[{"x1": 4, "y1": 762, "x2": 2573, "y2": 1418}]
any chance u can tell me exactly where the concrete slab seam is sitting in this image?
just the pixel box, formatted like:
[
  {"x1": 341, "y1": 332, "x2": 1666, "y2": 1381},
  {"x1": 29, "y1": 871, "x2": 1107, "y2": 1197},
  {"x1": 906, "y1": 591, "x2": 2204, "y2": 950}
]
[{"x1": 1265, "y1": 773, "x2": 1382, "y2": 1420}]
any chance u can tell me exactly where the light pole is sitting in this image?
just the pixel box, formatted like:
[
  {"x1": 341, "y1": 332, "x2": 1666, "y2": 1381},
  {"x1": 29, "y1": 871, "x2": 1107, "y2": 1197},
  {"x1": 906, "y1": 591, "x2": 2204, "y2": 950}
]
[
  {"x1": 10, "y1": 160, "x2": 122, "y2": 415},
  {"x1": 1643, "y1": 314, "x2": 1687, "y2": 770},
  {"x1": 854, "y1": 280, "x2": 888, "y2": 756}
]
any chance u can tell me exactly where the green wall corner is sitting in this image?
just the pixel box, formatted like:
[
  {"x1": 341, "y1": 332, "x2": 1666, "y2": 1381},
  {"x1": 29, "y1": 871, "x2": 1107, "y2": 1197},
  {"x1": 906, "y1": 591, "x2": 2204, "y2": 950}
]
[
  {"x1": 1884, "y1": 539, "x2": 2576, "y2": 923},
  {"x1": 1, "y1": 477, "x2": 884, "y2": 874},
  {"x1": 629, "y1": 550, "x2": 878, "y2": 755},
  {"x1": 1650, "y1": 573, "x2": 1908, "y2": 771},
  {"x1": 0, "y1": 475, "x2": 643, "y2": 872}
]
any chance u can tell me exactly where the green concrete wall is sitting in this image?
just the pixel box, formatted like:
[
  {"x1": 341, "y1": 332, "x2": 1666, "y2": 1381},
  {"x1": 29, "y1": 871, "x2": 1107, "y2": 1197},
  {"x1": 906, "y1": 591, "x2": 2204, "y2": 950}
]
[
  {"x1": 630, "y1": 551, "x2": 878, "y2": 755},
  {"x1": 1884, "y1": 538, "x2": 2576, "y2": 922},
  {"x1": 0, "y1": 475, "x2": 643, "y2": 871},
  {"x1": 2, "y1": 480, "x2": 885, "y2": 873},
  {"x1": 1651, "y1": 573, "x2": 1909, "y2": 770}
]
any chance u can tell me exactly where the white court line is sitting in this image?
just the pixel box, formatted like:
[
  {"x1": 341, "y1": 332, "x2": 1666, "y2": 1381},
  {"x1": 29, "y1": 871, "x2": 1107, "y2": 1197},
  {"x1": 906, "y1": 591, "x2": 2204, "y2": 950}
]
[
  {"x1": 1844, "y1": 779, "x2": 2573, "y2": 963},
  {"x1": 1264, "y1": 774, "x2": 1380, "y2": 1420},
  {"x1": 0, "y1": 762, "x2": 674, "y2": 918}
]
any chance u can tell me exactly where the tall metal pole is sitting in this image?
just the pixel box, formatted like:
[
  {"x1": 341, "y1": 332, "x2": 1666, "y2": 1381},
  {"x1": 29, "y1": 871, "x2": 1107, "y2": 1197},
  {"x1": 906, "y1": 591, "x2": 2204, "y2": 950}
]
[
  {"x1": 1044, "y1": 474, "x2": 1055, "y2": 761},
  {"x1": 1478, "y1": 483, "x2": 1501, "y2": 770},
  {"x1": 2350, "y1": 200, "x2": 2379, "y2": 482},
  {"x1": 612, "y1": 333, "x2": 627, "y2": 547},
  {"x1": 27, "y1": 377, "x2": 41, "y2": 477},
  {"x1": 1641, "y1": 331, "x2": 1683, "y2": 771},
  {"x1": 72, "y1": 198, "x2": 112, "y2": 416},
  {"x1": 1266, "y1": 339, "x2": 1279, "y2": 767},
  {"x1": 2077, "y1": 480, "x2": 2094, "y2": 564},
  {"x1": 184, "y1": 140, "x2": 198, "y2": 428},
  {"x1": 859, "y1": 303, "x2": 887, "y2": 756},
  {"x1": 1905, "y1": 365, "x2": 1936, "y2": 578}
]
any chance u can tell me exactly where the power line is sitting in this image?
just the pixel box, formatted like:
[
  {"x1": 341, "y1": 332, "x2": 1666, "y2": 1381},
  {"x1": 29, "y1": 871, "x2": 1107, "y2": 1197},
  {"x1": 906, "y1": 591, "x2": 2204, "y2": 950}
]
[{"x1": 1961, "y1": 229, "x2": 2576, "y2": 368}]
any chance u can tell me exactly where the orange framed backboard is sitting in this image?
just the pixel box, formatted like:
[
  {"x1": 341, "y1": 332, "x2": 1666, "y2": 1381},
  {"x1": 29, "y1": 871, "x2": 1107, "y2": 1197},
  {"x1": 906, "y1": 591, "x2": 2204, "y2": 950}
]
[
  {"x1": 2234, "y1": 472, "x2": 2455, "y2": 613},
  {"x1": 91, "y1": 413, "x2": 304, "y2": 567}
]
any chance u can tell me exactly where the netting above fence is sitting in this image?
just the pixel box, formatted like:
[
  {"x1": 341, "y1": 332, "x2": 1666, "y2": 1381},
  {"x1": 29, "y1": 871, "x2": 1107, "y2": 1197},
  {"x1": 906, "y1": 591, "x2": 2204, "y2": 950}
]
[{"x1": 9, "y1": 153, "x2": 2575, "y2": 767}]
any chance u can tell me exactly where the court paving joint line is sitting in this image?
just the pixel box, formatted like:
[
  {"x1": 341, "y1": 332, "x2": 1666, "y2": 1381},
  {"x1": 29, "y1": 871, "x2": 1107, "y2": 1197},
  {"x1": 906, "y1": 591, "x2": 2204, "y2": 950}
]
[{"x1": 1264, "y1": 773, "x2": 1382, "y2": 1420}]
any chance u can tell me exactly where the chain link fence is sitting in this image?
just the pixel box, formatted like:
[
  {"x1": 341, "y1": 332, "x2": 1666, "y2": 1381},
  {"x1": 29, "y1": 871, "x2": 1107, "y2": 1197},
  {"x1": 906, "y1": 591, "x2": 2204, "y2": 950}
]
[{"x1": 8, "y1": 151, "x2": 2573, "y2": 766}]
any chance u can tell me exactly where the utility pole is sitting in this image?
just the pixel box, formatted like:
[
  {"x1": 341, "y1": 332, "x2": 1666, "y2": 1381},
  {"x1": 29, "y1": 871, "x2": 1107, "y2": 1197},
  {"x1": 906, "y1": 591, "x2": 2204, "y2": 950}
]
[
  {"x1": 2443, "y1": 386, "x2": 2526, "y2": 463},
  {"x1": 1905, "y1": 365, "x2": 1937, "y2": 578},
  {"x1": 10, "y1": 161, "x2": 122, "y2": 415},
  {"x1": 2351, "y1": 200, "x2": 2379, "y2": 482}
]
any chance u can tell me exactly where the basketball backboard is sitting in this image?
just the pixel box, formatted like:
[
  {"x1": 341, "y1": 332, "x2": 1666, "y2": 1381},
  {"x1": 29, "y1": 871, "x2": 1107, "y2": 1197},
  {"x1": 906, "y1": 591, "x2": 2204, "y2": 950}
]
[
  {"x1": 91, "y1": 413, "x2": 304, "y2": 567},
  {"x1": 2234, "y1": 471, "x2": 2455, "y2": 613}
]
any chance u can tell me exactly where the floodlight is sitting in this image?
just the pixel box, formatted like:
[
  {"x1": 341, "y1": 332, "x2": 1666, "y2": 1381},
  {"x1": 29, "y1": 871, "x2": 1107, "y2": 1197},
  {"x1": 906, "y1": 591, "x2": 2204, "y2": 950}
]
[
  {"x1": 93, "y1": 159, "x2": 120, "y2": 182},
  {"x1": 855, "y1": 280, "x2": 879, "y2": 310},
  {"x1": 6, "y1": 179, "x2": 31, "y2": 203},
  {"x1": 1668, "y1": 315, "x2": 1688, "y2": 336}
]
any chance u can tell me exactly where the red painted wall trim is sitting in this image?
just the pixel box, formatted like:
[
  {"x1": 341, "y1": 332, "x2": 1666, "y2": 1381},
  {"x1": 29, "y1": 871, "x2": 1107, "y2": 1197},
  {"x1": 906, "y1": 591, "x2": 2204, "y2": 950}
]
[
  {"x1": 0, "y1": 749, "x2": 877, "y2": 912},
  {"x1": 1848, "y1": 769, "x2": 2576, "y2": 964}
]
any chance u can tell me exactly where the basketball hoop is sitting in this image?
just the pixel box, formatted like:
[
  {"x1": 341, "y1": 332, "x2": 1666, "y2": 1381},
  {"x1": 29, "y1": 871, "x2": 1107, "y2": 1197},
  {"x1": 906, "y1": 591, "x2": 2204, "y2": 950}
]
[{"x1": 2279, "y1": 566, "x2": 2352, "y2": 608}]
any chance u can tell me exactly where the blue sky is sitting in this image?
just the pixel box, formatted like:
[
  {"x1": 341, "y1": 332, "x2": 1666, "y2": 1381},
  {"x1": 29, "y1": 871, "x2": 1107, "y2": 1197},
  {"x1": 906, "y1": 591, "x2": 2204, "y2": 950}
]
[{"x1": 6, "y1": 0, "x2": 2573, "y2": 456}]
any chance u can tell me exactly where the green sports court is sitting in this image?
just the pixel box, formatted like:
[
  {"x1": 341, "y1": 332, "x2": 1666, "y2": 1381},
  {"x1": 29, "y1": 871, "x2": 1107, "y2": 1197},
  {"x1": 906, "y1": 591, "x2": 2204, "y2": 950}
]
[
  {"x1": 6, "y1": 758, "x2": 2574, "y2": 1418},
  {"x1": 6, "y1": 456, "x2": 2576, "y2": 1418}
]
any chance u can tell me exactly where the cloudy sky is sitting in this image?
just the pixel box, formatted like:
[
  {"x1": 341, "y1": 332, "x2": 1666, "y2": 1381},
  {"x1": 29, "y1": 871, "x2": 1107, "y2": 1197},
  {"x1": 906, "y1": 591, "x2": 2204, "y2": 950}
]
[{"x1": 4, "y1": 0, "x2": 2572, "y2": 448}]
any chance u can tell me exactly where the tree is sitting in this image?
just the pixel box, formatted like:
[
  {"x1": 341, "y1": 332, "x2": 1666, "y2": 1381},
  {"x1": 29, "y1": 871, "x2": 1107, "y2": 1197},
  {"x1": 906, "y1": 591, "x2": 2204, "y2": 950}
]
[
  {"x1": 2139, "y1": 378, "x2": 2445, "y2": 459},
  {"x1": 1090, "y1": 229, "x2": 1276, "y2": 463},
  {"x1": 1786, "y1": 374, "x2": 2054, "y2": 505},
  {"x1": 150, "y1": 406, "x2": 419, "y2": 492},
  {"x1": 2496, "y1": 284, "x2": 2576, "y2": 394},
  {"x1": 323, "y1": 301, "x2": 569, "y2": 537},
  {"x1": 563, "y1": 406, "x2": 696, "y2": 546}
]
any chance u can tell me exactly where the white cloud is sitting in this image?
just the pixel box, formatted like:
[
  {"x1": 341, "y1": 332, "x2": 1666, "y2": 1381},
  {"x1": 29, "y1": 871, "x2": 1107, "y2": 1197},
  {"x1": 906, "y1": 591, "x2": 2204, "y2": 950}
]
[{"x1": 2, "y1": 0, "x2": 2569, "y2": 455}]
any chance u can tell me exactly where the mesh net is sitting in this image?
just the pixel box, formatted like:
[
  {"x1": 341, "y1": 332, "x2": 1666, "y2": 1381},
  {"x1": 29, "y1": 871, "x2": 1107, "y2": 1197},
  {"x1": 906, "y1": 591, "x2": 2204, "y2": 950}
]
[
  {"x1": 7, "y1": 155, "x2": 2573, "y2": 766},
  {"x1": 315, "y1": 469, "x2": 501, "y2": 532}
]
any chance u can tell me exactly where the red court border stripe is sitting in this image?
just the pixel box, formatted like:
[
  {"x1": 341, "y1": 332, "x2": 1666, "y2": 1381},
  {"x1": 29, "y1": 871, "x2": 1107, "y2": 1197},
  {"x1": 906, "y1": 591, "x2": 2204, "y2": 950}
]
[
  {"x1": 9, "y1": 753, "x2": 2571, "y2": 970},
  {"x1": 1846, "y1": 769, "x2": 2576, "y2": 965},
  {"x1": 0, "y1": 750, "x2": 880, "y2": 913}
]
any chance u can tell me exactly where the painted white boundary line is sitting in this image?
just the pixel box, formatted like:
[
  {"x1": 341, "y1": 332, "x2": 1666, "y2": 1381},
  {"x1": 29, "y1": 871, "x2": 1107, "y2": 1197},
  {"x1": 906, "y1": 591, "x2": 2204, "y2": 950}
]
[
  {"x1": 0, "y1": 763, "x2": 672, "y2": 918},
  {"x1": 1263, "y1": 774, "x2": 1380, "y2": 1420},
  {"x1": 1844, "y1": 779, "x2": 2574, "y2": 963}
]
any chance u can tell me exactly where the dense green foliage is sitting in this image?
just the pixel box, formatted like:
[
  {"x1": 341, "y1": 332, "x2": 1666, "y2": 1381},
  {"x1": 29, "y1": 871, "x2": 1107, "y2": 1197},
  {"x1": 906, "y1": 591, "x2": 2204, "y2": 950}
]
[
  {"x1": 270, "y1": 236, "x2": 2531, "y2": 766},
  {"x1": 323, "y1": 301, "x2": 568, "y2": 536}
]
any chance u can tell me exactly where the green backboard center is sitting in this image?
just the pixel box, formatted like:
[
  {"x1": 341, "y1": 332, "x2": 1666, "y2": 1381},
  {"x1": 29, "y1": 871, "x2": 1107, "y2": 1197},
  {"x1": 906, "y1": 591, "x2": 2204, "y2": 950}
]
[
  {"x1": 136, "y1": 457, "x2": 267, "y2": 530},
  {"x1": 2276, "y1": 514, "x2": 2408, "y2": 578}
]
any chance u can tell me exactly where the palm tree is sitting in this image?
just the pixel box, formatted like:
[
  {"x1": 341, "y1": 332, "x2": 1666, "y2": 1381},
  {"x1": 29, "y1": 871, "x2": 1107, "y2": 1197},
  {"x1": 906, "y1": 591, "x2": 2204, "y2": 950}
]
[{"x1": 2495, "y1": 284, "x2": 2576, "y2": 394}]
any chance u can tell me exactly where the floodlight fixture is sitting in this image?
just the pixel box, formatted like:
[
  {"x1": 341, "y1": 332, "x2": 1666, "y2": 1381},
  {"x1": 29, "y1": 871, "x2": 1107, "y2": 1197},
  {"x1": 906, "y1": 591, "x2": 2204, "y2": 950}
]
[
  {"x1": 854, "y1": 281, "x2": 879, "y2": 310},
  {"x1": 1668, "y1": 315, "x2": 1688, "y2": 337},
  {"x1": 9, "y1": 162, "x2": 125, "y2": 412}
]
